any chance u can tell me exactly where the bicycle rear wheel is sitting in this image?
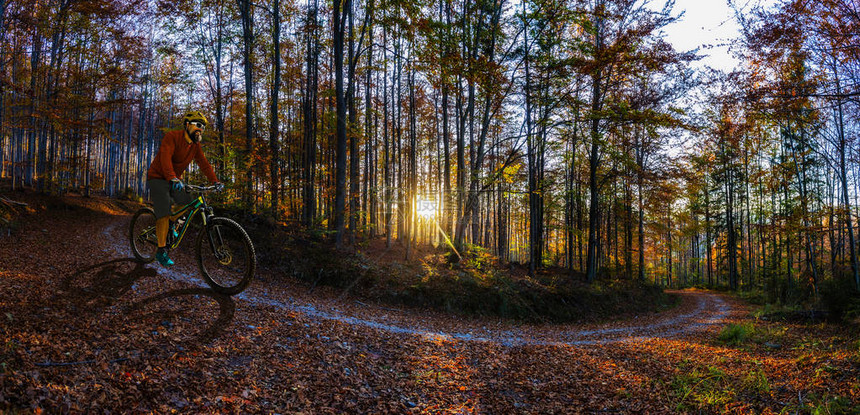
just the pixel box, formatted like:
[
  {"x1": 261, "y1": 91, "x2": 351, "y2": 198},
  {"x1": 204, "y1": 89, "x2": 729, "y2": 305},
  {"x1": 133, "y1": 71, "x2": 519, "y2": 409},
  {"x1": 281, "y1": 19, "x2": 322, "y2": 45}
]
[
  {"x1": 197, "y1": 217, "x2": 256, "y2": 295},
  {"x1": 130, "y1": 208, "x2": 158, "y2": 263}
]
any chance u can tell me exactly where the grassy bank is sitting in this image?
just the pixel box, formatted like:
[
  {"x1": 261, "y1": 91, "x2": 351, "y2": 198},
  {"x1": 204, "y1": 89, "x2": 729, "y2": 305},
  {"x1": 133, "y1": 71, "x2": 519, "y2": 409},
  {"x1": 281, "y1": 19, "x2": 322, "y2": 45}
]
[{"x1": 239, "y1": 214, "x2": 675, "y2": 324}]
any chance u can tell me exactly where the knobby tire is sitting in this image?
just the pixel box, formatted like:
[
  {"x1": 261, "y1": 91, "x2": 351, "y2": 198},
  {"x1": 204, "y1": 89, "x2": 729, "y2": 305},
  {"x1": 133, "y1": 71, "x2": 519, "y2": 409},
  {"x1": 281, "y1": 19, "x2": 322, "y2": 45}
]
[{"x1": 196, "y1": 217, "x2": 256, "y2": 295}]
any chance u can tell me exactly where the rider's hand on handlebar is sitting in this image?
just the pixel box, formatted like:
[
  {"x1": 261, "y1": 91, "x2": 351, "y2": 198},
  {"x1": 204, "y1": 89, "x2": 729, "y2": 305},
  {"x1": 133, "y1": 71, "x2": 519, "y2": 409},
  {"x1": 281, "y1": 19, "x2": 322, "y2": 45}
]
[
  {"x1": 170, "y1": 178, "x2": 184, "y2": 192},
  {"x1": 214, "y1": 182, "x2": 225, "y2": 192}
]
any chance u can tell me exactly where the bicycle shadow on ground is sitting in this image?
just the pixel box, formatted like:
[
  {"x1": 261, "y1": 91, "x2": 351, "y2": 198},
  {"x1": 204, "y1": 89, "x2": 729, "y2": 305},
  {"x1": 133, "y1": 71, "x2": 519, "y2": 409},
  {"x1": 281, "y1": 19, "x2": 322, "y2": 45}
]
[
  {"x1": 60, "y1": 257, "x2": 236, "y2": 346},
  {"x1": 59, "y1": 257, "x2": 158, "y2": 312},
  {"x1": 125, "y1": 287, "x2": 236, "y2": 345}
]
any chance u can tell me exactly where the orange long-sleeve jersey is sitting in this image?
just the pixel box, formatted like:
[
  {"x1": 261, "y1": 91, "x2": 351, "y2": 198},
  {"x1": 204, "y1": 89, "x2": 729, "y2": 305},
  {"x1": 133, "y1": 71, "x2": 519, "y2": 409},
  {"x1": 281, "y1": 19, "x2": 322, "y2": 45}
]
[{"x1": 146, "y1": 129, "x2": 218, "y2": 183}]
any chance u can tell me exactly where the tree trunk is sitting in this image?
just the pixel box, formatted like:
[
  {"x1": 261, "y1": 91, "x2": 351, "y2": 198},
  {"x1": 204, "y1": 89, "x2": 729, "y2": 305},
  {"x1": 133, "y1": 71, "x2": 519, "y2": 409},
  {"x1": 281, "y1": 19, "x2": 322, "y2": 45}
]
[
  {"x1": 638, "y1": 174, "x2": 645, "y2": 282},
  {"x1": 441, "y1": 0, "x2": 452, "y2": 236},
  {"x1": 238, "y1": 0, "x2": 255, "y2": 206},
  {"x1": 0, "y1": 0, "x2": 7, "y2": 180},
  {"x1": 625, "y1": 179, "x2": 633, "y2": 279},
  {"x1": 835, "y1": 72, "x2": 860, "y2": 291},
  {"x1": 333, "y1": 0, "x2": 349, "y2": 248},
  {"x1": 567, "y1": 117, "x2": 579, "y2": 276},
  {"x1": 407, "y1": 67, "x2": 417, "y2": 259},
  {"x1": 705, "y1": 184, "x2": 712, "y2": 286},
  {"x1": 302, "y1": 1, "x2": 319, "y2": 226},
  {"x1": 347, "y1": 0, "x2": 360, "y2": 246},
  {"x1": 727, "y1": 157, "x2": 738, "y2": 291},
  {"x1": 524, "y1": 12, "x2": 537, "y2": 275},
  {"x1": 585, "y1": 0, "x2": 604, "y2": 283},
  {"x1": 382, "y1": 27, "x2": 392, "y2": 248},
  {"x1": 364, "y1": 18, "x2": 375, "y2": 237},
  {"x1": 667, "y1": 203, "x2": 673, "y2": 287},
  {"x1": 269, "y1": 0, "x2": 282, "y2": 217},
  {"x1": 28, "y1": 26, "x2": 42, "y2": 188},
  {"x1": 215, "y1": 15, "x2": 226, "y2": 175}
]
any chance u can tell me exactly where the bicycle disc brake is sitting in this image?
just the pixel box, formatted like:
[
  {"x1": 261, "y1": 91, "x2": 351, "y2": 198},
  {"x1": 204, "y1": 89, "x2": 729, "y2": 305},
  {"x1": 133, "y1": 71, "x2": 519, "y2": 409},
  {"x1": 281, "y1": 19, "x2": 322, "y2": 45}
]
[{"x1": 216, "y1": 248, "x2": 233, "y2": 265}]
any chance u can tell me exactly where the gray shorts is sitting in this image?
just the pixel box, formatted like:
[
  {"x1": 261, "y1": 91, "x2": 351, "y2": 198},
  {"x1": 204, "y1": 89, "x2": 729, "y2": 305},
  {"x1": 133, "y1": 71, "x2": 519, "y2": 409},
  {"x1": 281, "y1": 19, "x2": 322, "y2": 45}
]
[{"x1": 147, "y1": 179, "x2": 194, "y2": 219}]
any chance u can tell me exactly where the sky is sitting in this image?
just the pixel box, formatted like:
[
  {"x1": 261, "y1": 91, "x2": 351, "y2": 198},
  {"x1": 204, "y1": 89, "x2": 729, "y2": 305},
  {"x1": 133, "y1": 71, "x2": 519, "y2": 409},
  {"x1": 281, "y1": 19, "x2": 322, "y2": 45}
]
[
  {"x1": 650, "y1": 0, "x2": 779, "y2": 154},
  {"x1": 658, "y1": 0, "x2": 779, "y2": 72}
]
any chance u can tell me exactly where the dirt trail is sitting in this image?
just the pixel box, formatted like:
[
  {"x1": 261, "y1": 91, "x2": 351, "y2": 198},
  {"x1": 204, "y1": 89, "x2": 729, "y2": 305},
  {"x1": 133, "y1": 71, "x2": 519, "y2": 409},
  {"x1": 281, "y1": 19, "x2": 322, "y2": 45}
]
[{"x1": 103, "y1": 217, "x2": 732, "y2": 348}]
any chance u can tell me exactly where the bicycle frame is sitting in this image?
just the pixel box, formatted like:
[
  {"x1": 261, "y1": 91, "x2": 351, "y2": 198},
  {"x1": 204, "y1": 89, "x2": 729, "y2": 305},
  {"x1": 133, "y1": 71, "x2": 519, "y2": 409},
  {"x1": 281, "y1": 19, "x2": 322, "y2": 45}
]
[{"x1": 168, "y1": 191, "x2": 215, "y2": 250}]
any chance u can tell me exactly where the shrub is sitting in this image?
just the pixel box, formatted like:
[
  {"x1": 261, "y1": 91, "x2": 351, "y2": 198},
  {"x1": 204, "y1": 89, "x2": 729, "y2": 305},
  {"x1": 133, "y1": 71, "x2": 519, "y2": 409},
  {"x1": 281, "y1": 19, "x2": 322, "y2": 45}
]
[
  {"x1": 671, "y1": 364, "x2": 733, "y2": 411},
  {"x1": 738, "y1": 289, "x2": 768, "y2": 305},
  {"x1": 718, "y1": 323, "x2": 755, "y2": 346},
  {"x1": 741, "y1": 369, "x2": 770, "y2": 394},
  {"x1": 120, "y1": 186, "x2": 142, "y2": 203},
  {"x1": 819, "y1": 277, "x2": 860, "y2": 322}
]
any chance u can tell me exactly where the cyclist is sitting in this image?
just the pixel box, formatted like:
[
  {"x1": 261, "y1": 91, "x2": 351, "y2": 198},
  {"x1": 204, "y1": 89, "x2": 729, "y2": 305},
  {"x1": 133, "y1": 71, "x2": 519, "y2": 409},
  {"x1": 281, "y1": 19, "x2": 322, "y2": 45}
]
[{"x1": 146, "y1": 110, "x2": 223, "y2": 267}]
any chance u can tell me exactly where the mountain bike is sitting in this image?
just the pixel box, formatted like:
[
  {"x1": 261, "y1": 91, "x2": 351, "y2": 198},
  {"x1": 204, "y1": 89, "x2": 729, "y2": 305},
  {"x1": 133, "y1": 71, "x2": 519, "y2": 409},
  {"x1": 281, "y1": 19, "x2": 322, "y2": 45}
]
[{"x1": 128, "y1": 184, "x2": 256, "y2": 295}]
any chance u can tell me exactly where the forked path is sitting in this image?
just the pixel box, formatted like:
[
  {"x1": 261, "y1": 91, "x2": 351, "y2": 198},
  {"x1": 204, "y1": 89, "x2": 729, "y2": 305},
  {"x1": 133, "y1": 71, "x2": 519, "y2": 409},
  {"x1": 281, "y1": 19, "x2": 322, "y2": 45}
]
[{"x1": 107, "y1": 219, "x2": 733, "y2": 348}]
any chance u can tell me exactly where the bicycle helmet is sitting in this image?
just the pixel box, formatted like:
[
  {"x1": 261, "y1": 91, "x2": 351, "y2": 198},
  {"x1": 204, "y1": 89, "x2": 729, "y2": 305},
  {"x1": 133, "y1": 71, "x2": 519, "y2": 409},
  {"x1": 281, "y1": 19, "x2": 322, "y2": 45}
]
[{"x1": 183, "y1": 110, "x2": 208, "y2": 126}]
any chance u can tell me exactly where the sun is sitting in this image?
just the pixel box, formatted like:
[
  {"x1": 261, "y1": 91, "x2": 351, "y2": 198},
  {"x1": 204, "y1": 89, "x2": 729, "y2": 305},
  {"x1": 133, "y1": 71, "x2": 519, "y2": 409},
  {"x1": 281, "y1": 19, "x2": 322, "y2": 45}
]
[{"x1": 416, "y1": 197, "x2": 437, "y2": 219}]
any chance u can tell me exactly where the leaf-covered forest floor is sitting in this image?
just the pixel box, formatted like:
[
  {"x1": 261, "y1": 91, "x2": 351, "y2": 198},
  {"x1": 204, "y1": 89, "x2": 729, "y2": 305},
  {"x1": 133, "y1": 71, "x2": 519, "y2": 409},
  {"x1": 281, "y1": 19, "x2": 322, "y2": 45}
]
[{"x1": 1, "y1": 191, "x2": 859, "y2": 413}]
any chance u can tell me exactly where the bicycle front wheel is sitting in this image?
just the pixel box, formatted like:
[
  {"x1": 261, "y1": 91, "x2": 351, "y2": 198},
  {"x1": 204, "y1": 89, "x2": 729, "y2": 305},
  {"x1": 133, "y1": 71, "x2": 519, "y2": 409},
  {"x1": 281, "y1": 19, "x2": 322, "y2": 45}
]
[
  {"x1": 130, "y1": 208, "x2": 158, "y2": 263},
  {"x1": 197, "y1": 217, "x2": 256, "y2": 295}
]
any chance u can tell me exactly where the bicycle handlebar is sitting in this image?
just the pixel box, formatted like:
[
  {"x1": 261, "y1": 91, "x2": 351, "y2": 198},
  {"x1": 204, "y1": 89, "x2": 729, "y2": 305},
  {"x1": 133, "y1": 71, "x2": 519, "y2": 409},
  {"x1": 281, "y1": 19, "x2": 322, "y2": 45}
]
[{"x1": 185, "y1": 184, "x2": 223, "y2": 193}]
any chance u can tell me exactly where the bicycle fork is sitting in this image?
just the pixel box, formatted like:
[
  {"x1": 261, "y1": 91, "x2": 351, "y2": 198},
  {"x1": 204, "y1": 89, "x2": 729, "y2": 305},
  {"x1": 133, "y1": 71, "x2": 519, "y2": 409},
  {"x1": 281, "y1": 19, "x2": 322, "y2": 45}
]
[{"x1": 202, "y1": 210, "x2": 231, "y2": 265}]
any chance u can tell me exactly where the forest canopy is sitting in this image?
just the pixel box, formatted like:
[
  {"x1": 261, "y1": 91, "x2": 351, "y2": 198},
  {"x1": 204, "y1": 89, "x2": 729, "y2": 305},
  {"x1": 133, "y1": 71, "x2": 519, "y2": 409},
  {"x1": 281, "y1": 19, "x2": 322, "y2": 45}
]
[{"x1": 2, "y1": 0, "x2": 860, "y2": 300}]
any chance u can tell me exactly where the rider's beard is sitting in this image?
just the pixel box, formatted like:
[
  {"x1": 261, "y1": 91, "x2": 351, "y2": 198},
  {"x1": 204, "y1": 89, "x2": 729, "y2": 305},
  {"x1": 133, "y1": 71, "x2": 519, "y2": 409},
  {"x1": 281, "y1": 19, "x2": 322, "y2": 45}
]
[{"x1": 191, "y1": 130, "x2": 202, "y2": 143}]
